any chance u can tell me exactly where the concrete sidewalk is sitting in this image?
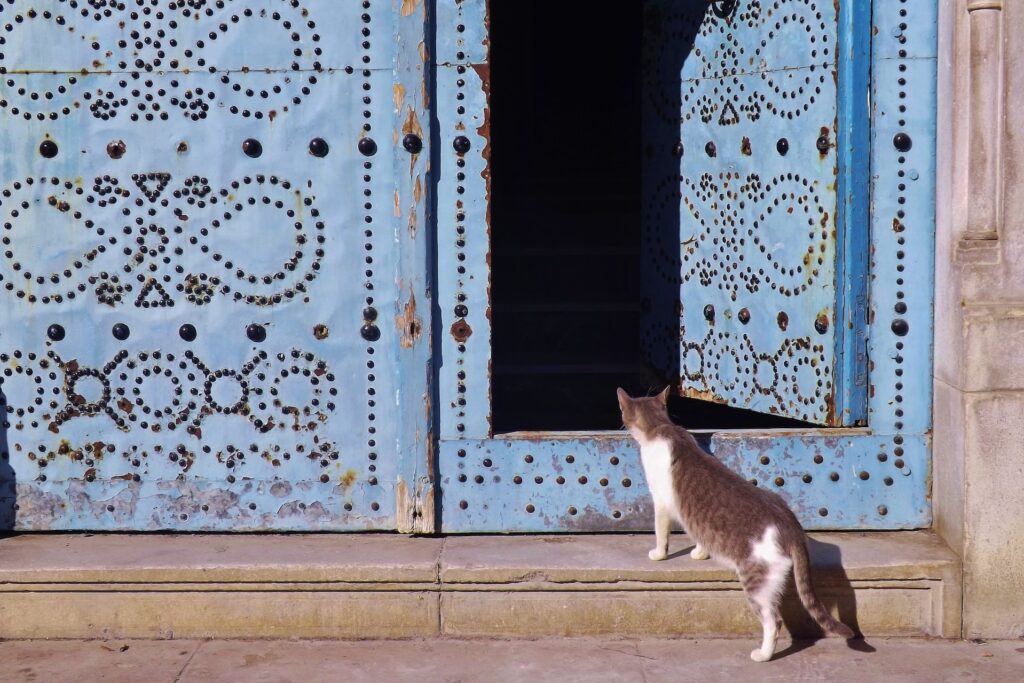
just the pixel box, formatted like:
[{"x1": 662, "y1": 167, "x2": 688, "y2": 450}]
[{"x1": 0, "y1": 638, "x2": 1020, "y2": 683}]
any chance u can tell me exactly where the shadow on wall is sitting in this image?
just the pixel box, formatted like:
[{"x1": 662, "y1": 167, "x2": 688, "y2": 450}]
[
  {"x1": 0, "y1": 386, "x2": 16, "y2": 532},
  {"x1": 774, "y1": 538, "x2": 876, "y2": 659}
]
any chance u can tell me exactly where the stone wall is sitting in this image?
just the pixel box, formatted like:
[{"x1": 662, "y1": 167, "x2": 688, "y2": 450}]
[{"x1": 935, "y1": 0, "x2": 1024, "y2": 639}]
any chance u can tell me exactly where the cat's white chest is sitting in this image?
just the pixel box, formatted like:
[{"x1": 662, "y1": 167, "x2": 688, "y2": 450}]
[{"x1": 638, "y1": 437, "x2": 677, "y2": 514}]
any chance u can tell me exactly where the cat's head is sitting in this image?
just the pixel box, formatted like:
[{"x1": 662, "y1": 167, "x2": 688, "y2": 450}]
[{"x1": 616, "y1": 387, "x2": 671, "y2": 439}]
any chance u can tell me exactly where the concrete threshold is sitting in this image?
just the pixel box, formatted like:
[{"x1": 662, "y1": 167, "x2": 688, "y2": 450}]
[{"x1": 0, "y1": 531, "x2": 960, "y2": 640}]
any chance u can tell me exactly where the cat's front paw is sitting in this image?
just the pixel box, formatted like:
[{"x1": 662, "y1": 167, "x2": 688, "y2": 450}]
[
  {"x1": 690, "y1": 545, "x2": 710, "y2": 561},
  {"x1": 750, "y1": 649, "x2": 773, "y2": 663},
  {"x1": 648, "y1": 548, "x2": 668, "y2": 561}
]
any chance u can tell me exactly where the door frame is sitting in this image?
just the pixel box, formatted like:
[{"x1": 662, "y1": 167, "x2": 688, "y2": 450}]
[{"x1": 427, "y1": 0, "x2": 938, "y2": 532}]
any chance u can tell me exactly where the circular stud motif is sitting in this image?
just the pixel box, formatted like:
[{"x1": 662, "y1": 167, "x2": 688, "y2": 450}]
[
  {"x1": 358, "y1": 137, "x2": 378, "y2": 156},
  {"x1": 403, "y1": 134, "x2": 423, "y2": 154},
  {"x1": 112, "y1": 323, "x2": 130, "y2": 341},
  {"x1": 308, "y1": 138, "x2": 329, "y2": 158},
  {"x1": 107, "y1": 140, "x2": 126, "y2": 159},
  {"x1": 241, "y1": 138, "x2": 263, "y2": 158},
  {"x1": 246, "y1": 323, "x2": 267, "y2": 343},
  {"x1": 893, "y1": 132, "x2": 912, "y2": 152},
  {"x1": 47, "y1": 324, "x2": 65, "y2": 341},
  {"x1": 453, "y1": 136, "x2": 471, "y2": 154},
  {"x1": 891, "y1": 318, "x2": 909, "y2": 336},
  {"x1": 178, "y1": 324, "x2": 197, "y2": 342},
  {"x1": 39, "y1": 140, "x2": 58, "y2": 158},
  {"x1": 776, "y1": 138, "x2": 789, "y2": 155},
  {"x1": 815, "y1": 314, "x2": 830, "y2": 334},
  {"x1": 361, "y1": 324, "x2": 381, "y2": 342}
]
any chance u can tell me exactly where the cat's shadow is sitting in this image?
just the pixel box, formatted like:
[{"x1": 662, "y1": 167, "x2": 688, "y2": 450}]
[
  {"x1": 776, "y1": 538, "x2": 877, "y2": 659},
  {"x1": 672, "y1": 538, "x2": 876, "y2": 661}
]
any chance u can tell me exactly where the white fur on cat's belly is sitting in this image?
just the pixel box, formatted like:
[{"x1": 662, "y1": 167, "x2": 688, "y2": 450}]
[{"x1": 636, "y1": 436, "x2": 679, "y2": 521}]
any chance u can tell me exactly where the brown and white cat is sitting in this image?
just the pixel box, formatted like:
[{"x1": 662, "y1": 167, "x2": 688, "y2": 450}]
[{"x1": 617, "y1": 387, "x2": 855, "y2": 662}]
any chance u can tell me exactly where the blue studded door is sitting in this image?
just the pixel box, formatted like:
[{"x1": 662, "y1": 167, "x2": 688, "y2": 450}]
[
  {"x1": 642, "y1": 0, "x2": 869, "y2": 425},
  {"x1": 0, "y1": 1, "x2": 432, "y2": 531}
]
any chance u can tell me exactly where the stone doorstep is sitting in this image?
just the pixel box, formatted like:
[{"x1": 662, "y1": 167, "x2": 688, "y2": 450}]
[{"x1": 0, "y1": 531, "x2": 961, "y2": 640}]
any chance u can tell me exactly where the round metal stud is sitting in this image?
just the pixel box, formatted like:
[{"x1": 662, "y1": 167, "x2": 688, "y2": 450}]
[
  {"x1": 313, "y1": 324, "x2": 329, "y2": 340},
  {"x1": 816, "y1": 135, "x2": 830, "y2": 153},
  {"x1": 39, "y1": 140, "x2": 59, "y2": 158},
  {"x1": 361, "y1": 324, "x2": 381, "y2": 342},
  {"x1": 454, "y1": 304, "x2": 469, "y2": 318},
  {"x1": 891, "y1": 318, "x2": 909, "y2": 336},
  {"x1": 241, "y1": 138, "x2": 263, "y2": 158},
  {"x1": 46, "y1": 324, "x2": 65, "y2": 341},
  {"x1": 777, "y1": 311, "x2": 789, "y2": 331},
  {"x1": 776, "y1": 138, "x2": 789, "y2": 155},
  {"x1": 358, "y1": 137, "x2": 378, "y2": 156},
  {"x1": 815, "y1": 314, "x2": 830, "y2": 334},
  {"x1": 672, "y1": 141, "x2": 684, "y2": 157},
  {"x1": 107, "y1": 140, "x2": 126, "y2": 159},
  {"x1": 893, "y1": 132, "x2": 912, "y2": 152},
  {"x1": 403, "y1": 134, "x2": 423, "y2": 154},
  {"x1": 738, "y1": 308, "x2": 750, "y2": 324},
  {"x1": 178, "y1": 324, "x2": 197, "y2": 342},
  {"x1": 112, "y1": 323, "x2": 130, "y2": 341},
  {"x1": 453, "y1": 136, "x2": 471, "y2": 154},
  {"x1": 704, "y1": 141, "x2": 717, "y2": 157},
  {"x1": 703, "y1": 304, "x2": 715, "y2": 321},
  {"x1": 309, "y1": 138, "x2": 329, "y2": 157},
  {"x1": 246, "y1": 324, "x2": 267, "y2": 343},
  {"x1": 363, "y1": 306, "x2": 378, "y2": 322}
]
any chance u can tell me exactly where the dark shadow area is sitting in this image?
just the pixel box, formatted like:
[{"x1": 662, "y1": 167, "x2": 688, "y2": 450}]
[
  {"x1": 776, "y1": 538, "x2": 875, "y2": 657},
  {"x1": 490, "y1": 1, "x2": 816, "y2": 432},
  {"x1": 0, "y1": 387, "x2": 17, "y2": 533}
]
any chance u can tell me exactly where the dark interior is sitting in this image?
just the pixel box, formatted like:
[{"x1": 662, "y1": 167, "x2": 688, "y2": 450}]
[{"x1": 490, "y1": 1, "x2": 810, "y2": 432}]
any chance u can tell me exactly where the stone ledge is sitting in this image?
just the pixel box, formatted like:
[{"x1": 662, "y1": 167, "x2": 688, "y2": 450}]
[{"x1": 0, "y1": 531, "x2": 960, "y2": 639}]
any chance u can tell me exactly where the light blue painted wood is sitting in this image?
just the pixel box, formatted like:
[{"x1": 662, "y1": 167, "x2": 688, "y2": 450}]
[{"x1": 0, "y1": 1, "x2": 430, "y2": 530}]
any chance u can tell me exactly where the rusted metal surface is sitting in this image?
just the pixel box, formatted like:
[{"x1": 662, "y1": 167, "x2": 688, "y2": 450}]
[{"x1": 0, "y1": 1, "x2": 432, "y2": 530}]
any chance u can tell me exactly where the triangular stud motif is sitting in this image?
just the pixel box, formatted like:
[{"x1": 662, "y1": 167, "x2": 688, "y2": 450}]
[
  {"x1": 131, "y1": 172, "x2": 171, "y2": 202},
  {"x1": 718, "y1": 99, "x2": 740, "y2": 126},
  {"x1": 134, "y1": 278, "x2": 175, "y2": 308}
]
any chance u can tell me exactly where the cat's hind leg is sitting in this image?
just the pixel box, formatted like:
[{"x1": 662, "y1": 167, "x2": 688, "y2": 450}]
[
  {"x1": 690, "y1": 544, "x2": 710, "y2": 560},
  {"x1": 739, "y1": 559, "x2": 787, "y2": 663},
  {"x1": 648, "y1": 505, "x2": 671, "y2": 561}
]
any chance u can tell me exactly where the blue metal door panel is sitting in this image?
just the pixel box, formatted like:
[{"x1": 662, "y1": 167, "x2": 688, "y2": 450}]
[
  {"x1": 642, "y1": 0, "x2": 868, "y2": 425},
  {"x1": 0, "y1": 1, "x2": 431, "y2": 530}
]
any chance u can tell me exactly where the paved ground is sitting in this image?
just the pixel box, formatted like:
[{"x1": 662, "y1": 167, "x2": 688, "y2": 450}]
[{"x1": 0, "y1": 637, "x2": 1021, "y2": 682}]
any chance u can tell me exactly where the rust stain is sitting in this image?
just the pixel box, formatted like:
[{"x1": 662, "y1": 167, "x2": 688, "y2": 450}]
[
  {"x1": 402, "y1": 106, "x2": 424, "y2": 139},
  {"x1": 268, "y1": 109, "x2": 277, "y2": 122},
  {"x1": 394, "y1": 189, "x2": 402, "y2": 217},
  {"x1": 313, "y1": 324, "x2": 329, "y2": 340},
  {"x1": 340, "y1": 469, "x2": 357, "y2": 488},
  {"x1": 396, "y1": 290, "x2": 423, "y2": 349},
  {"x1": 450, "y1": 318, "x2": 473, "y2": 343},
  {"x1": 413, "y1": 175, "x2": 423, "y2": 204},
  {"x1": 680, "y1": 386, "x2": 728, "y2": 405},
  {"x1": 741, "y1": 136, "x2": 752, "y2": 156},
  {"x1": 117, "y1": 398, "x2": 133, "y2": 414},
  {"x1": 393, "y1": 83, "x2": 406, "y2": 111},
  {"x1": 400, "y1": 0, "x2": 421, "y2": 17}
]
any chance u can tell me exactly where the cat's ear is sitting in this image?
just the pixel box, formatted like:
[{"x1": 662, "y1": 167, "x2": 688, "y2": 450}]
[
  {"x1": 658, "y1": 386, "x2": 671, "y2": 405},
  {"x1": 616, "y1": 387, "x2": 630, "y2": 411}
]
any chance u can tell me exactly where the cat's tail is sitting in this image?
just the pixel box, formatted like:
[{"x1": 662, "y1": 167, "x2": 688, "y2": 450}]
[{"x1": 790, "y1": 540, "x2": 856, "y2": 639}]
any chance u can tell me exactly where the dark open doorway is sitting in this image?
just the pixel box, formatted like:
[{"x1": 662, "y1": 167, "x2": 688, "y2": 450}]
[{"x1": 489, "y1": 1, "x2": 811, "y2": 432}]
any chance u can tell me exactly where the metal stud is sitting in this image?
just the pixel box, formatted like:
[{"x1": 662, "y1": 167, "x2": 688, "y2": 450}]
[
  {"x1": 46, "y1": 324, "x2": 65, "y2": 341},
  {"x1": 705, "y1": 141, "x2": 716, "y2": 157},
  {"x1": 777, "y1": 311, "x2": 789, "y2": 331},
  {"x1": 816, "y1": 135, "x2": 830, "y2": 153},
  {"x1": 454, "y1": 304, "x2": 469, "y2": 318},
  {"x1": 107, "y1": 140, "x2": 126, "y2": 159},
  {"x1": 776, "y1": 138, "x2": 789, "y2": 155},
  {"x1": 738, "y1": 308, "x2": 750, "y2": 324},
  {"x1": 309, "y1": 138, "x2": 329, "y2": 157},
  {"x1": 672, "y1": 141, "x2": 684, "y2": 157},
  {"x1": 112, "y1": 323, "x2": 130, "y2": 341},
  {"x1": 891, "y1": 318, "x2": 909, "y2": 336},
  {"x1": 403, "y1": 134, "x2": 423, "y2": 154},
  {"x1": 246, "y1": 323, "x2": 267, "y2": 343},
  {"x1": 358, "y1": 137, "x2": 378, "y2": 156},
  {"x1": 815, "y1": 314, "x2": 829, "y2": 334},
  {"x1": 363, "y1": 306, "x2": 378, "y2": 322},
  {"x1": 242, "y1": 138, "x2": 263, "y2": 158},
  {"x1": 361, "y1": 324, "x2": 381, "y2": 342},
  {"x1": 703, "y1": 304, "x2": 715, "y2": 321},
  {"x1": 39, "y1": 140, "x2": 58, "y2": 158},
  {"x1": 893, "y1": 132, "x2": 912, "y2": 152},
  {"x1": 179, "y1": 324, "x2": 197, "y2": 342},
  {"x1": 453, "y1": 136, "x2": 471, "y2": 154}
]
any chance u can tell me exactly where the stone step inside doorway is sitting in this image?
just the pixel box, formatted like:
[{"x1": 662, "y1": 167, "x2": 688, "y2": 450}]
[{"x1": 0, "y1": 532, "x2": 960, "y2": 639}]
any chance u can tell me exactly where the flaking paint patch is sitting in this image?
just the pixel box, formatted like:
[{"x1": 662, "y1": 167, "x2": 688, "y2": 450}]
[
  {"x1": 396, "y1": 290, "x2": 423, "y2": 349},
  {"x1": 400, "y1": 0, "x2": 420, "y2": 17}
]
